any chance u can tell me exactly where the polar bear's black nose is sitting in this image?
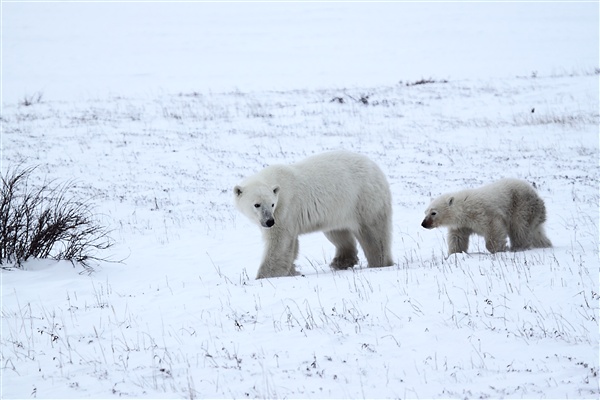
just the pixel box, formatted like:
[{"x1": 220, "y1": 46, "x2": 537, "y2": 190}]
[{"x1": 266, "y1": 218, "x2": 275, "y2": 227}]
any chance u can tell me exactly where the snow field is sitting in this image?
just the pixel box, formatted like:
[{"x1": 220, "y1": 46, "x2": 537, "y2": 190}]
[{"x1": 1, "y1": 73, "x2": 599, "y2": 398}]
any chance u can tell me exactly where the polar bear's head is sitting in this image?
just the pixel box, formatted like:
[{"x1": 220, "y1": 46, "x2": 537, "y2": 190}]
[
  {"x1": 234, "y1": 183, "x2": 280, "y2": 228},
  {"x1": 421, "y1": 195, "x2": 454, "y2": 229}
]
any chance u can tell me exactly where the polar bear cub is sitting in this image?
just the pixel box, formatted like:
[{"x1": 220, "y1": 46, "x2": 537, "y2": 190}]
[
  {"x1": 234, "y1": 150, "x2": 394, "y2": 279},
  {"x1": 421, "y1": 178, "x2": 552, "y2": 255}
]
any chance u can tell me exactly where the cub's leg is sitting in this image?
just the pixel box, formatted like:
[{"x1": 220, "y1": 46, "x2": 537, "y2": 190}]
[
  {"x1": 483, "y1": 221, "x2": 508, "y2": 253},
  {"x1": 448, "y1": 227, "x2": 472, "y2": 254}
]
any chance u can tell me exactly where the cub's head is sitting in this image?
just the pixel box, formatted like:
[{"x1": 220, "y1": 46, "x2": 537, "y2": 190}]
[
  {"x1": 233, "y1": 183, "x2": 280, "y2": 228},
  {"x1": 421, "y1": 195, "x2": 454, "y2": 229}
]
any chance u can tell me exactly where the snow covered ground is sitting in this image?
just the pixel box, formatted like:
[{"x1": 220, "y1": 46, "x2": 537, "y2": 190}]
[{"x1": 2, "y1": 2, "x2": 599, "y2": 399}]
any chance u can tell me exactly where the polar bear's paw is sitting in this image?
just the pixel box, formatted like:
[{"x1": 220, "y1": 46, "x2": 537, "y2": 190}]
[{"x1": 330, "y1": 255, "x2": 359, "y2": 270}]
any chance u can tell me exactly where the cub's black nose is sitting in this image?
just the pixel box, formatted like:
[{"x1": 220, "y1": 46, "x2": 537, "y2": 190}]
[{"x1": 266, "y1": 218, "x2": 275, "y2": 227}]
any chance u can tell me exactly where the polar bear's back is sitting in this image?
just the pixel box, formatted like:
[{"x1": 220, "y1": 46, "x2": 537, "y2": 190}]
[
  {"x1": 453, "y1": 178, "x2": 545, "y2": 227},
  {"x1": 295, "y1": 150, "x2": 387, "y2": 186},
  {"x1": 277, "y1": 150, "x2": 392, "y2": 234},
  {"x1": 473, "y1": 178, "x2": 540, "y2": 209}
]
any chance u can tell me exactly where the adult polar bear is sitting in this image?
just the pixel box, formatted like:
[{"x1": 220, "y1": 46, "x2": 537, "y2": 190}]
[
  {"x1": 421, "y1": 178, "x2": 552, "y2": 255},
  {"x1": 234, "y1": 150, "x2": 394, "y2": 279}
]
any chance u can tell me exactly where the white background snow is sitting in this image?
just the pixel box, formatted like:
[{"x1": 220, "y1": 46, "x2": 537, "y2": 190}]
[{"x1": 2, "y1": 2, "x2": 599, "y2": 399}]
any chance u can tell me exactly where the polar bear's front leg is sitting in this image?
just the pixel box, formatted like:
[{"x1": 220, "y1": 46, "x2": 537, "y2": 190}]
[
  {"x1": 256, "y1": 228, "x2": 299, "y2": 279},
  {"x1": 483, "y1": 221, "x2": 508, "y2": 253},
  {"x1": 448, "y1": 227, "x2": 472, "y2": 254}
]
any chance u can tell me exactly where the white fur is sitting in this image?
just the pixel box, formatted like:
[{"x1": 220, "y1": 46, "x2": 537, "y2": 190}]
[
  {"x1": 421, "y1": 178, "x2": 552, "y2": 255},
  {"x1": 234, "y1": 150, "x2": 394, "y2": 279}
]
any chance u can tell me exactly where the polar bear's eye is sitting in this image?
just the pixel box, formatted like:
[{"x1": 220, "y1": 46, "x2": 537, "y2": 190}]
[
  {"x1": 271, "y1": 203, "x2": 274, "y2": 207},
  {"x1": 254, "y1": 203, "x2": 260, "y2": 208},
  {"x1": 431, "y1": 211, "x2": 437, "y2": 216}
]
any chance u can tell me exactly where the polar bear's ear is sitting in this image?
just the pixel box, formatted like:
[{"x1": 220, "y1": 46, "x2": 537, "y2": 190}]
[
  {"x1": 448, "y1": 197, "x2": 454, "y2": 206},
  {"x1": 272, "y1": 185, "x2": 280, "y2": 195},
  {"x1": 234, "y1": 185, "x2": 243, "y2": 197}
]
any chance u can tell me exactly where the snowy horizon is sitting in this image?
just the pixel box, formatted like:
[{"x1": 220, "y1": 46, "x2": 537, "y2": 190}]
[{"x1": 3, "y1": 2, "x2": 598, "y2": 103}]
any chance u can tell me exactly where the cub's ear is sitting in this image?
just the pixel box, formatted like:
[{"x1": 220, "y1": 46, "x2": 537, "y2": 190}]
[
  {"x1": 448, "y1": 196, "x2": 454, "y2": 206},
  {"x1": 272, "y1": 185, "x2": 280, "y2": 195},
  {"x1": 234, "y1": 185, "x2": 243, "y2": 197}
]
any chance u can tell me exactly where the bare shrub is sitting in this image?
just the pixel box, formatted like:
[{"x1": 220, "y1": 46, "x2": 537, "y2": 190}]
[
  {"x1": 19, "y1": 92, "x2": 44, "y2": 107},
  {"x1": 0, "y1": 166, "x2": 114, "y2": 270},
  {"x1": 405, "y1": 78, "x2": 449, "y2": 86}
]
